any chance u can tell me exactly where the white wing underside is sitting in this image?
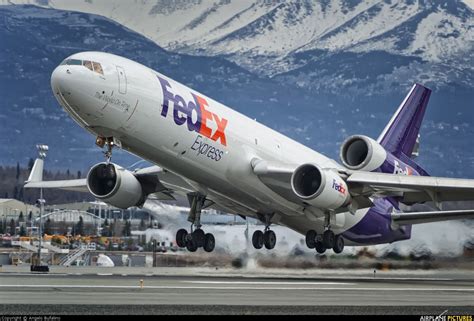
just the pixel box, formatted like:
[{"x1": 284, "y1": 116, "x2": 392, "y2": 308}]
[{"x1": 24, "y1": 158, "x2": 474, "y2": 225}]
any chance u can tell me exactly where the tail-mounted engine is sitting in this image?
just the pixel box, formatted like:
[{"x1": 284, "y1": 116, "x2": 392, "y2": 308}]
[{"x1": 339, "y1": 135, "x2": 387, "y2": 171}]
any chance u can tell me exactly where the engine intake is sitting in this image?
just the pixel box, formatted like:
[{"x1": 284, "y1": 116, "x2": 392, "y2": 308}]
[
  {"x1": 340, "y1": 135, "x2": 387, "y2": 171},
  {"x1": 87, "y1": 163, "x2": 144, "y2": 209},
  {"x1": 291, "y1": 164, "x2": 350, "y2": 210}
]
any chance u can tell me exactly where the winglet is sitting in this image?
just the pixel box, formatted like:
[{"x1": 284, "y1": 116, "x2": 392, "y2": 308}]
[{"x1": 26, "y1": 145, "x2": 48, "y2": 183}]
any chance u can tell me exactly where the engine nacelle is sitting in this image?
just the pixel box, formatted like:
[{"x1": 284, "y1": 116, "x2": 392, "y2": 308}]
[
  {"x1": 340, "y1": 135, "x2": 387, "y2": 171},
  {"x1": 291, "y1": 164, "x2": 351, "y2": 210},
  {"x1": 87, "y1": 163, "x2": 144, "y2": 209}
]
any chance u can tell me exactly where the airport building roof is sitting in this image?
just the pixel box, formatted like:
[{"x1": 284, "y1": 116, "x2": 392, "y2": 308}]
[{"x1": 0, "y1": 199, "x2": 39, "y2": 219}]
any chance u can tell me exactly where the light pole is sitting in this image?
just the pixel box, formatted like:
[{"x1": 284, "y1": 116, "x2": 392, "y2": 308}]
[
  {"x1": 31, "y1": 144, "x2": 49, "y2": 272},
  {"x1": 37, "y1": 197, "x2": 45, "y2": 264}
]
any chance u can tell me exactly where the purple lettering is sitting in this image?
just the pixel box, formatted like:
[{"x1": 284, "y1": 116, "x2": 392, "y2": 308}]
[
  {"x1": 187, "y1": 100, "x2": 201, "y2": 133},
  {"x1": 157, "y1": 76, "x2": 174, "y2": 117},
  {"x1": 173, "y1": 94, "x2": 188, "y2": 126}
]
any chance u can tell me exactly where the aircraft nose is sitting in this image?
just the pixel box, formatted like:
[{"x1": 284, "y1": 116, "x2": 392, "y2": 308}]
[
  {"x1": 51, "y1": 64, "x2": 73, "y2": 95},
  {"x1": 50, "y1": 63, "x2": 90, "y2": 125}
]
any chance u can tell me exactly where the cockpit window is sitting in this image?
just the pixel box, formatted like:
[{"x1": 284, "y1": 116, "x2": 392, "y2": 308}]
[
  {"x1": 60, "y1": 59, "x2": 104, "y2": 75},
  {"x1": 83, "y1": 60, "x2": 93, "y2": 72},
  {"x1": 61, "y1": 59, "x2": 82, "y2": 66},
  {"x1": 92, "y1": 62, "x2": 104, "y2": 75}
]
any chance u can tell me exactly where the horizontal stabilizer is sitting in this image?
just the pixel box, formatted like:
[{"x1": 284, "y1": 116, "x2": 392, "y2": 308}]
[{"x1": 392, "y1": 209, "x2": 474, "y2": 225}]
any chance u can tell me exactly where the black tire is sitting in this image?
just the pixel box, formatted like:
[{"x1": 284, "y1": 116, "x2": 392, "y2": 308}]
[
  {"x1": 263, "y1": 230, "x2": 276, "y2": 250},
  {"x1": 322, "y1": 230, "x2": 335, "y2": 249},
  {"x1": 252, "y1": 230, "x2": 264, "y2": 249},
  {"x1": 176, "y1": 229, "x2": 188, "y2": 248},
  {"x1": 333, "y1": 234, "x2": 344, "y2": 254},
  {"x1": 186, "y1": 238, "x2": 198, "y2": 252},
  {"x1": 192, "y1": 229, "x2": 205, "y2": 247},
  {"x1": 315, "y1": 242, "x2": 326, "y2": 254},
  {"x1": 305, "y1": 230, "x2": 317, "y2": 249},
  {"x1": 203, "y1": 233, "x2": 215, "y2": 252}
]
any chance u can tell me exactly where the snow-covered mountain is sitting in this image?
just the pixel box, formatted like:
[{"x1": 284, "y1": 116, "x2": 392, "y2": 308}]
[
  {"x1": 0, "y1": 3, "x2": 473, "y2": 178},
  {"x1": 2, "y1": 0, "x2": 473, "y2": 82}
]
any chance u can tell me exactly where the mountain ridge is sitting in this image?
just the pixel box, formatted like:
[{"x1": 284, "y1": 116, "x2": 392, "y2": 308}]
[{"x1": 0, "y1": 3, "x2": 473, "y2": 179}]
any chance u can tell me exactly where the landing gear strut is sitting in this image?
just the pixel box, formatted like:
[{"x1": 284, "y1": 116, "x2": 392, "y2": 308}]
[
  {"x1": 252, "y1": 214, "x2": 276, "y2": 250},
  {"x1": 96, "y1": 136, "x2": 115, "y2": 164},
  {"x1": 175, "y1": 193, "x2": 216, "y2": 253}
]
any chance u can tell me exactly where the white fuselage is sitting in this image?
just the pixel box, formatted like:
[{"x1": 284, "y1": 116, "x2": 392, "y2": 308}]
[{"x1": 51, "y1": 52, "x2": 369, "y2": 240}]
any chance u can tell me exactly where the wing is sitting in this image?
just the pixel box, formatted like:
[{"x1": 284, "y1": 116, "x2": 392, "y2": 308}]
[
  {"x1": 347, "y1": 171, "x2": 474, "y2": 206},
  {"x1": 24, "y1": 157, "x2": 194, "y2": 202},
  {"x1": 25, "y1": 179, "x2": 89, "y2": 192}
]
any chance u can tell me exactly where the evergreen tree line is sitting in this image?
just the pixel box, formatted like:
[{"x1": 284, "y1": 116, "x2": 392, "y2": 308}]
[{"x1": 0, "y1": 159, "x2": 92, "y2": 204}]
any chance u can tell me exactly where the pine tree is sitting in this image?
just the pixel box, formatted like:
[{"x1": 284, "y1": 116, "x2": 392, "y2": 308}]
[
  {"x1": 15, "y1": 162, "x2": 20, "y2": 180},
  {"x1": 9, "y1": 219, "x2": 16, "y2": 235},
  {"x1": 44, "y1": 218, "x2": 52, "y2": 235},
  {"x1": 76, "y1": 216, "x2": 84, "y2": 236},
  {"x1": 139, "y1": 218, "x2": 146, "y2": 231},
  {"x1": 19, "y1": 225, "x2": 26, "y2": 237},
  {"x1": 122, "y1": 220, "x2": 131, "y2": 237},
  {"x1": 0, "y1": 220, "x2": 4, "y2": 234},
  {"x1": 18, "y1": 212, "x2": 24, "y2": 222},
  {"x1": 28, "y1": 211, "x2": 33, "y2": 222},
  {"x1": 27, "y1": 158, "x2": 35, "y2": 171}
]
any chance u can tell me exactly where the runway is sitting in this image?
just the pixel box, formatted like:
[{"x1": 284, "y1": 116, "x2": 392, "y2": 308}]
[{"x1": 0, "y1": 267, "x2": 473, "y2": 314}]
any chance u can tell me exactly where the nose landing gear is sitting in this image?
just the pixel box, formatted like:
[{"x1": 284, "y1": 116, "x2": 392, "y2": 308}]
[{"x1": 96, "y1": 136, "x2": 116, "y2": 164}]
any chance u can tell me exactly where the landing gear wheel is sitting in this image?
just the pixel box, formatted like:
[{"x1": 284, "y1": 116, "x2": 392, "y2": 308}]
[
  {"x1": 263, "y1": 230, "x2": 276, "y2": 250},
  {"x1": 192, "y1": 229, "x2": 206, "y2": 247},
  {"x1": 305, "y1": 230, "x2": 317, "y2": 249},
  {"x1": 185, "y1": 238, "x2": 198, "y2": 252},
  {"x1": 332, "y1": 234, "x2": 344, "y2": 254},
  {"x1": 315, "y1": 242, "x2": 326, "y2": 254},
  {"x1": 322, "y1": 230, "x2": 335, "y2": 249},
  {"x1": 252, "y1": 230, "x2": 264, "y2": 249},
  {"x1": 203, "y1": 233, "x2": 215, "y2": 252},
  {"x1": 176, "y1": 229, "x2": 188, "y2": 248}
]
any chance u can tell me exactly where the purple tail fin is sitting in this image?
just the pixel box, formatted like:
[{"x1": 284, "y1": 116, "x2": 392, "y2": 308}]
[{"x1": 377, "y1": 84, "x2": 431, "y2": 158}]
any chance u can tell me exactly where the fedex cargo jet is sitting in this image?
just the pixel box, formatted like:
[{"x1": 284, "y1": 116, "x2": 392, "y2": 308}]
[{"x1": 25, "y1": 52, "x2": 474, "y2": 254}]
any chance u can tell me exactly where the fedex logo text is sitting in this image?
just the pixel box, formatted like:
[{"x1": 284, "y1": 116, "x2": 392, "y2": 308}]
[
  {"x1": 332, "y1": 179, "x2": 346, "y2": 194},
  {"x1": 393, "y1": 160, "x2": 413, "y2": 176},
  {"x1": 157, "y1": 76, "x2": 228, "y2": 146}
]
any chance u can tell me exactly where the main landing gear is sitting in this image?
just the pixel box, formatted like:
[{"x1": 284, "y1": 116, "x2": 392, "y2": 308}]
[
  {"x1": 305, "y1": 213, "x2": 344, "y2": 254},
  {"x1": 305, "y1": 229, "x2": 345, "y2": 254},
  {"x1": 251, "y1": 214, "x2": 276, "y2": 250},
  {"x1": 175, "y1": 193, "x2": 215, "y2": 253}
]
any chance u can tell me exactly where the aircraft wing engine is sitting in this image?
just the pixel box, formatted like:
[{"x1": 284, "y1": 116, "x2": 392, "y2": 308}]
[
  {"x1": 87, "y1": 163, "x2": 146, "y2": 209},
  {"x1": 252, "y1": 159, "x2": 351, "y2": 211},
  {"x1": 291, "y1": 164, "x2": 351, "y2": 210}
]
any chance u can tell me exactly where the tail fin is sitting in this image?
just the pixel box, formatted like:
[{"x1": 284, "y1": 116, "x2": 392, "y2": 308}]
[{"x1": 377, "y1": 83, "x2": 431, "y2": 158}]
